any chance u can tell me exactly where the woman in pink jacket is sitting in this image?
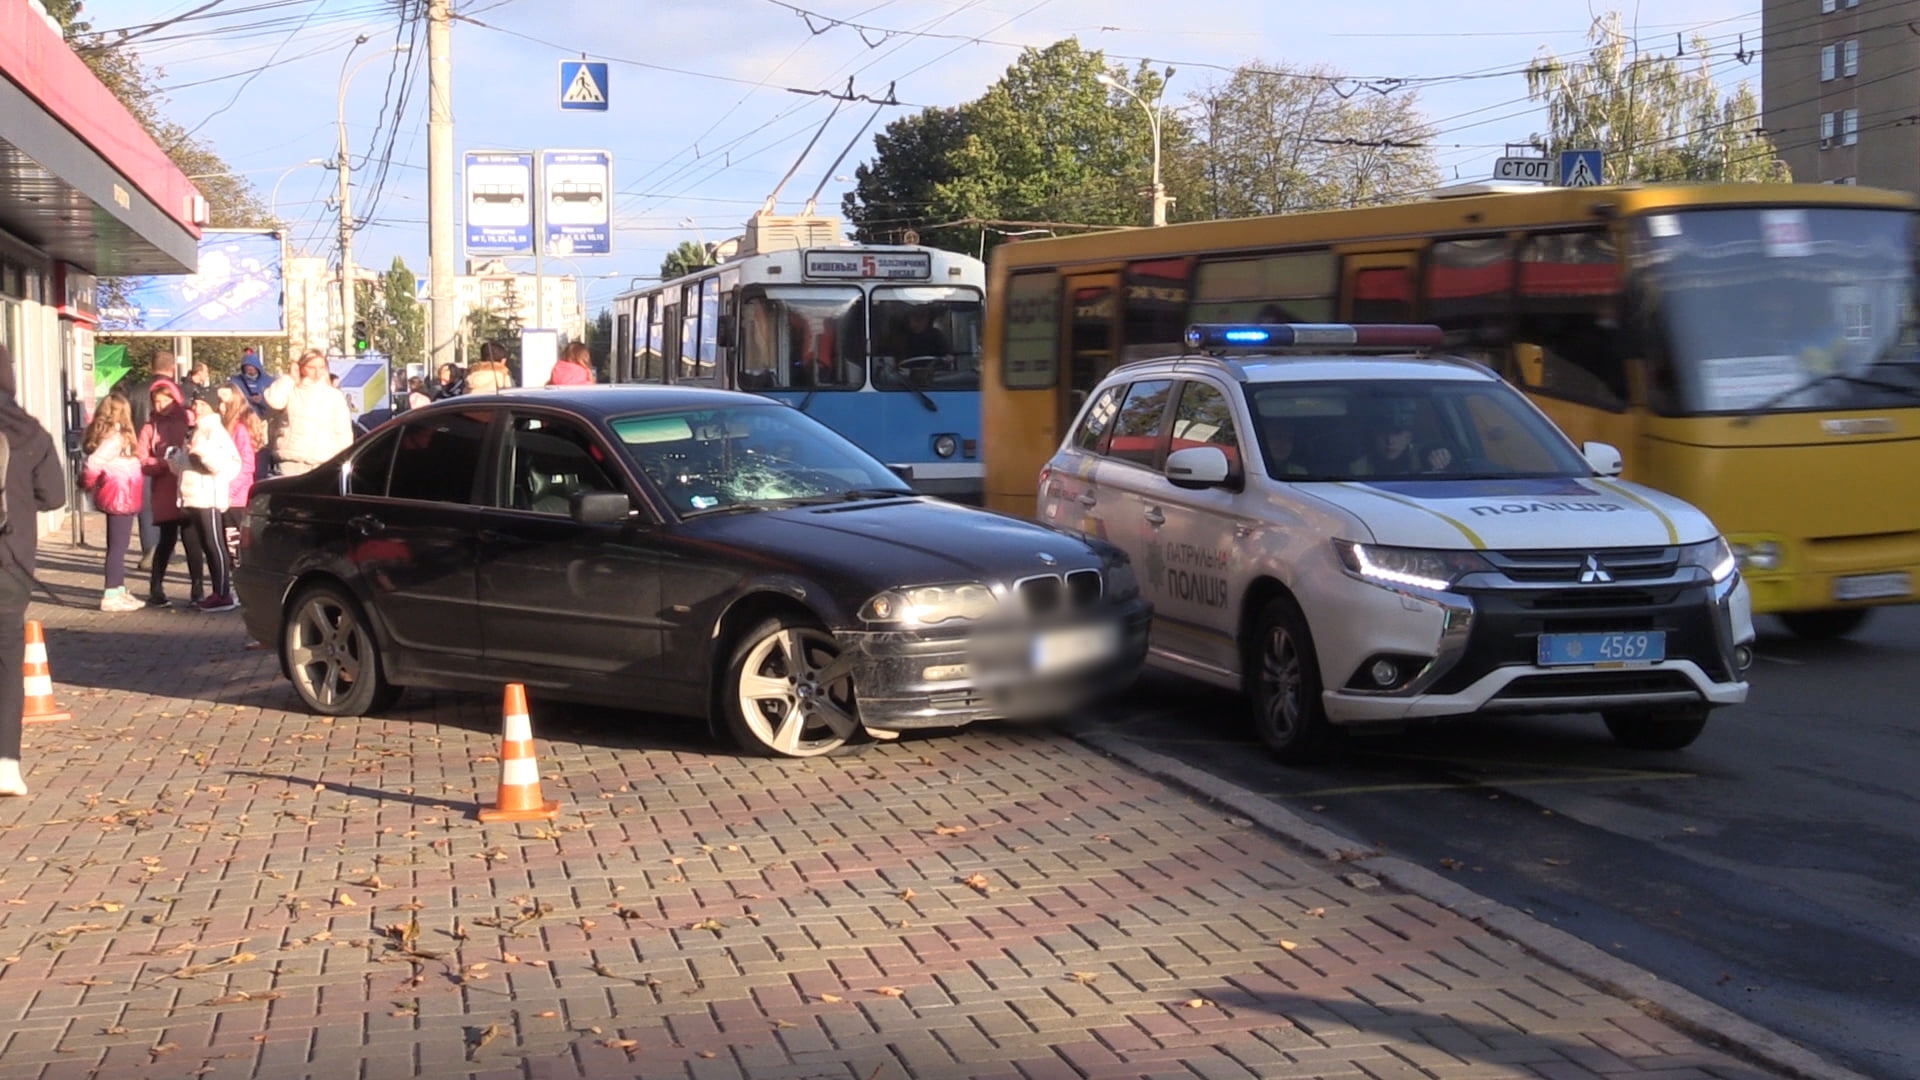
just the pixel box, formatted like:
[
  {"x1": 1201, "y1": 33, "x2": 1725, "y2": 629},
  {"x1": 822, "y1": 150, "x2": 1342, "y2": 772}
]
[
  {"x1": 218, "y1": 385, "x2": 263, "y2": 567},
  {"x1": 547, "y1": 341, "x2": 596, "y2": 386},
  {"x1": 81, "y1": 390, "x2": 145, "y2": 612},
  {"x1": 137, "y1": 377, "x2": 196, "y2": 607}
]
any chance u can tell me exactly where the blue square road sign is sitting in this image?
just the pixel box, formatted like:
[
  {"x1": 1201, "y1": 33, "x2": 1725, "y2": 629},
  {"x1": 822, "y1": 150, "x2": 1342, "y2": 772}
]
[
  {"x1": 559, "y1": 61, "x2": 608, "y2": 111},
  {"x1": 1559, "y1": 149, "x2": 1604, "y2": 187}
]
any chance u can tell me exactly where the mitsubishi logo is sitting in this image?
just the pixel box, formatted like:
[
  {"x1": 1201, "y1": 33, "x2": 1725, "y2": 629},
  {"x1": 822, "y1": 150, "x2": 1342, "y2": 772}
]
[{"x1": 1579, "y1": 555, "x2": 1613, "y2": 584}]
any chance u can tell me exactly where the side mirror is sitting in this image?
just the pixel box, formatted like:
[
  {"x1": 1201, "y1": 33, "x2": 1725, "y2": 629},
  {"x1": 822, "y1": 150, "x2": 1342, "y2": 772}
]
[
  {"x1": 1582, "y1": 441, "x2": 1624, "y2": 477},
  {"x1": 570, "y1": 491, "x2": 635, "y2": 525},
  {"x1": 886, "y1": 463, "x2": 915, "y2": 484},
  {"x1": 715, "y1": 314, "x2": 737, "y2": 348},
  {"x1": 1165, "y1": 445, "x2": 1233, "y2": 489}
]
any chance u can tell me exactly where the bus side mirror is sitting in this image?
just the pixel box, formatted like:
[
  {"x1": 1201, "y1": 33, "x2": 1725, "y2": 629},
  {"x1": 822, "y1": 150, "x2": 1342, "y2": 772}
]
[
  {"x1": 1582, "y1": 441, "x2": 1624, "y2": 477},
  {"x1": 715, "y1": 314, "x2": 737, "y2": 347}
]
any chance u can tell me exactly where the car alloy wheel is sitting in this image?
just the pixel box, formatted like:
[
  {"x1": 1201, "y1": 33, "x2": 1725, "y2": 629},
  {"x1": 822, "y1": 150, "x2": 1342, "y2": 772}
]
[
  {"x1": 1249, "y1": 596, "x2": 1333, "y2": 763},
  {"x1": 726, "y1": 619, "x2": 861, "y2": 757},
  {"x1": 283, "y1": 583, "x2": 396, "y2": 717}
]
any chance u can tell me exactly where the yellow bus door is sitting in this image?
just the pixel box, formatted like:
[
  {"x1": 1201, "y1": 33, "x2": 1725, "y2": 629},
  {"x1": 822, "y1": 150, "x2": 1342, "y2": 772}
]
[{"x1": 1061, "y1": 273, "x2": 1122, "y2": 433}]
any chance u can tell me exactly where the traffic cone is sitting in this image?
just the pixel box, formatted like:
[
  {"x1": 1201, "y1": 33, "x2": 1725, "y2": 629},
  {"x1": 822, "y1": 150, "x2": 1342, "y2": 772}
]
[
  {"x1": 477, "y1": 684, "x2": 559, "y2": 823},
  {"x1": 22, "y1": 620, "x2": 70, "y2": 725}
]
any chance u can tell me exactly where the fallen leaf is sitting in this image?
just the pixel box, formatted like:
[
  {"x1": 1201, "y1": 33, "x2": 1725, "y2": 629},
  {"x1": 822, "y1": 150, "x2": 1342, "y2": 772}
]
[
  {"x1": 688, "y1": 918, "x2": 724, "y2": 933},
  {"x1": 1277, "y1": 940, "x2": 1299, "y2": 951},
  {"x1": 1438, "y1": 858, "x2": 1464, "y2": 871},
  {"x1": 873, "y1": 986, "x2": 905, "y2": 998},
  {"x1": 960, "y1": 873, "x2": 992, "y2": 895},
  {"x1": 348, "y1": 875, "x2": 389, "y2": 891},
  {"x1": 451, "y1": 919, "x2": 468, "y2": 941},
  {"x1": 698, "y1": 1051, "x2": 716, "y2": 1059},
  {"x1": 899, "y1": 888, "x2": 916, "y2": 901},
  {"x1": 933, "y1": 825, "x2": 967, "y2": 836},
  {"x1": 501, "y1": 952, "x2": 520, "y2": 964},
  {"x1": 1183, "y1": 998, "x2": 1210, "y2": 1009},
  {"x1": 150, "y1": 1043, "x2": 180, "y2": 1060},
  {"x1": 66, "y1": 900, "x2": 124, "y2": 913},
  {"x1": 818, "y1": 993, "x2": 842, "y2": 1003},
  {"x1": 534, "y1": 1010, "x2": 557, "y2": 1018},
  {"x1": 465, "y1": 1023, "x2": 500, "y2": 1061},
  {"x1": 1305, "y1": 907, "x2": 1326, "y2": 918},
  {"x1": 335, "y1": 892, "x2": 356, "y2": 907},
  {"x1": 67, "y1": 977, "x2": 114, "y2": 987},
  {"x1": 771, "y1": 1019, "x2": 797, "y2": 1029},
  {"x1": 1068, "y1": 972, "x2": 1099, "y2": 985},
  {"x1": 600, "y1": 1039, "x2": 638, "y2": 1051}
]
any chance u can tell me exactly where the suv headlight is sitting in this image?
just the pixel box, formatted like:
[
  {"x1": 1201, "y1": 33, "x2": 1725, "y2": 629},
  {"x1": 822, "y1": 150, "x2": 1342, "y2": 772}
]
[
  {"x1": 1104, "y1": 559, "x2": 1139, "y2": 603},
  {"x1": 1680, "y1": 537, "x2": 1738, "y2": 583},
  {"x1": 1335, "y1": 541, "x2": 1490, "y2": 592},
  {"x1": 860, "y1": 583, "x2": 1000, "y2": 626}
]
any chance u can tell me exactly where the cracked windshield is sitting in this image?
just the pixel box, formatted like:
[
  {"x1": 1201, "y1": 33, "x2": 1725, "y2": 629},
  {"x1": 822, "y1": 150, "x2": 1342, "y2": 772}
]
[
  {"x1": 612, "y1": 406, "x2": 908, "y2": 515},
  {"x1": 1635, "y1": 207, "x2": 1920, "y2": 414}
]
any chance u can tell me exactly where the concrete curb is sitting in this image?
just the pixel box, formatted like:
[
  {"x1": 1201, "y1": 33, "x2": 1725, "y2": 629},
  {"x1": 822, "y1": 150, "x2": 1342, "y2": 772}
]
[{"x1": 1068, "y1": 725, "x2": 1874, "y2": 1080}]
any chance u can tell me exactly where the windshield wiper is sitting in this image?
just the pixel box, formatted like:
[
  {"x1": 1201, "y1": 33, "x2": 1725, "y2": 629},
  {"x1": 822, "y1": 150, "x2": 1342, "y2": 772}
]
[
  {"x1": 789, "y1": 487, "x2": 917, "y2": 506},
  {"x1": 1734, "y1": 369, "x2": 1920, "y2": 425},
  {"x1": 681, "y1": 502, "x2": 771, "y2": 519},
  {"x1": 905, "y1": 382, "x2": 938, "y2": 412}
]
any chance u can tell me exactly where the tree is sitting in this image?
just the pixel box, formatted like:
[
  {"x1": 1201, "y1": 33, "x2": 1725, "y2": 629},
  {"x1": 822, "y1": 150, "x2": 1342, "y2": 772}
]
[
  {"x1": 586, "y1": 308, "x2": 614, "y2": 381},
  {"x1": 1527, "y1": 12, "x2": 1788, "y2": 183},
  {"x1": 1191, "y1": 63, "x2": 1439, "y2": 216},
  {"x1": 355, "y1": 257, "x2": 425, "y2": 367},
  {"x1": 660, "y1": 241, "x2": 715, "y2": 281},
  {"x1": 465, "y1": 279, "x2": 523, "y2": 371},
  {"x1": 842, "y1": 40, "x2": 1200, "y2": 257}
]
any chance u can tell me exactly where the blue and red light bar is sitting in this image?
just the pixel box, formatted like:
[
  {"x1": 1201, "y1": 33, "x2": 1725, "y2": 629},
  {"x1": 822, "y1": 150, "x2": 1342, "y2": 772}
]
[{"x1": 1184, "y1": 323, "x2": 1446, "y2": 350}]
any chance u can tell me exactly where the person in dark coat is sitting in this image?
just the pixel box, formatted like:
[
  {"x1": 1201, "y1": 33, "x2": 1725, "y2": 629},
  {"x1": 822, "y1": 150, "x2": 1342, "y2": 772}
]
[
  {"x1": 0, "y1": 344, "x2": 68, "y2": 796},
  {"x1": 125, "y1": 354, "x2": 168, "y2": 566}
]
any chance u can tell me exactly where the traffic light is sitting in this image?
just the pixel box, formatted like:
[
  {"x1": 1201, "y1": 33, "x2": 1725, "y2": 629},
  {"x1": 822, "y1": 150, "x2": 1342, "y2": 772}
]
[{"x1": 352, "y1": 320, "x2": 369, "y2": 354}]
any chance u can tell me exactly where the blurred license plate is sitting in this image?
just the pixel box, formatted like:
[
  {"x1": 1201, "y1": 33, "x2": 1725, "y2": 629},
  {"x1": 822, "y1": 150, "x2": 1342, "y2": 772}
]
[
  {"x1": 1536, "y1": 631, "x2": 1665, "y2": 667},
  {"x1": 1032, "y1": 623, "x2": 1120, "y2": 674},
  {"x1": 1832, "y1": 572, "x2": 1911, "y2": 601}
]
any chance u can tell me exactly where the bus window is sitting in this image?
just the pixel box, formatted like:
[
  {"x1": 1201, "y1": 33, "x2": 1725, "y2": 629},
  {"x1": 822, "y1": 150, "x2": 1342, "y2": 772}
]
[
  {"x1": 870, "y1": 286, "x2": 983, "y2": 391},
  {"x1": 1192, "y1": 252, "x2": 1335, "y2": 327},
  {"x1": 662, "y1": 300, "x2": 682, "y2": 380},
  {"x1": 689, "y1": 277, "x2": 720, "y2": 383},
  {"x1": 643, "y1": 297, "x2": 666, "y2": 382},
  {"x1": 1348, "y1": 264, "x2": 1414, "y2": 322},
  {"x1": 1068, "y1": 277, "x2": 1120, "y2": 411},
  {"x1": 737, "y1": 295, "x2": 785, "y2": 389},
  {"x1": 1002, "y1": 272, "x2": 1060, "y2": 389},
  {"x1": 1122, "y1": 258, "x2": 1193, "y2": 363},
  {"x1": 1424, "y1": 238, "x2": 1513, "y2": 349},
  {"x1": 614, "y1": 310, "x2": 632, "y2": 382},
  {"x1": 1516, "y1": 231, "x2": 1626, "y2": 409},
  {"x1": 736, "y1": 287, "x2": 864, "y2": 391},
  {"x1": 678, "y1": 283, "x2": 701, "y2": 382}
]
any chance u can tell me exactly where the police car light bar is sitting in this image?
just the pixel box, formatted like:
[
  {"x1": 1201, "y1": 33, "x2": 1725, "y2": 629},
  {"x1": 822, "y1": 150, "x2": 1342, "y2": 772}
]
[{"x1": 1184, "y1": 323, "x2": 1446, "y2": 350}]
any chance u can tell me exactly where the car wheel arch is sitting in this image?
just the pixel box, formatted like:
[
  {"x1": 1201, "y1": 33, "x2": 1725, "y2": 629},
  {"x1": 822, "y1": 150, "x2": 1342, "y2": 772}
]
[
  {"x1": 706, "y1": 590, "x2": 838, "y2": 740},
  {"x1": 277, "y1": 570, "x2": 393, "y2": 679},
  {"x1": 1237, "y1": 575, "x2": 1301, "y2": 679}
]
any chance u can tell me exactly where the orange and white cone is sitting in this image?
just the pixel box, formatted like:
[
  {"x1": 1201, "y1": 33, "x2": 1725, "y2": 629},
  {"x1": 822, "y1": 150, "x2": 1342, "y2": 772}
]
[
  {"x1": 22, "y1": 620, "x2": 70, "y2": 725},
  {"x1": 477, "y1": 683, "x2": 559, "y2": 823}
]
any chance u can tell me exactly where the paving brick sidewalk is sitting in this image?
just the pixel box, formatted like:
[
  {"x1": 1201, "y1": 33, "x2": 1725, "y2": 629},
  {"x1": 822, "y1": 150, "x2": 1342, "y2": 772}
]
[{"x1": 0, "y1": 534, "x2": 1782, "y2": 1080}]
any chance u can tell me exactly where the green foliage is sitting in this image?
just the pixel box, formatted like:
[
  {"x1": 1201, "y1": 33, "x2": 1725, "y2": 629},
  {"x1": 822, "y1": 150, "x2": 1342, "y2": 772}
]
[
  {"x1": 1190, "y1": 63, "x2": 1439, "y2": 216},
  {"x1": 1527, "y1": 12, "x2": 1788, "y2": 183},
  {"x1": 465, "y1": 279, "x2": 523, "y2": 367},
  {"x1": 660, "y1": 241, "x2": 715, "y2": 282},
  {"x1": 586, "y1": 307, "x2": 614, "y2": 380},
  {"x1": 354, "y1": 257, "x2": 426, "y2": 366},
  {"x1": 842, "y1": 107, "x2": 973, "y2": 250}
]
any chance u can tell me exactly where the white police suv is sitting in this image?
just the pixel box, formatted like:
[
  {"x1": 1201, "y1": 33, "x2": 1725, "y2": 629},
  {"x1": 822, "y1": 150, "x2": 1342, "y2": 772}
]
[{"x1": 1039, "y1": 323, "x2": 1754, "y2": 762}]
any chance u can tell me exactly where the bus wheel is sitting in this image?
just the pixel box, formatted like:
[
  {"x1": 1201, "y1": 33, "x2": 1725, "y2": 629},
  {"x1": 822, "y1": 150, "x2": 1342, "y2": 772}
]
[
  {"x1": 1603, "y1": 704, "x2": 1710, "y2": 751},
  {"x1": 1247, "y1": 596, "x2": 1335, "y2": 764},
  {"x1": 1779, "y1": 609, "x2": 1870, "y2": 640}
]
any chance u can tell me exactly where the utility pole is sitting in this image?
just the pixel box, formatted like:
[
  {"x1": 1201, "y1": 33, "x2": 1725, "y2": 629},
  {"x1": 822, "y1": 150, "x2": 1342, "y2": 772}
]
[
  {"x1": 339, "y1": 38, "x2": 410, "y2": 357},
  {"x1": 427, "y1": 0, "x2": 456, "y2": 375}
]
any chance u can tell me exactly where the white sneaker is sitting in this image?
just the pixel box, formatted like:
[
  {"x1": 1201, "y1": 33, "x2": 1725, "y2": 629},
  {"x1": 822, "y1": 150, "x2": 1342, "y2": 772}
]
[
  {"x1": 102, "y1": 589, "x2": 143, "y2": 613},
  {"x1": 0, "y1": 759, "x2": 26, "y2": 797}
]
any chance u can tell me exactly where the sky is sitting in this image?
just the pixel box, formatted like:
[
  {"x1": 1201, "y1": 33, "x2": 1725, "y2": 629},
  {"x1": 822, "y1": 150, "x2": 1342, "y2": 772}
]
[{"x1": 80, "y1": 0, "x2": 1765, "y2": 316}]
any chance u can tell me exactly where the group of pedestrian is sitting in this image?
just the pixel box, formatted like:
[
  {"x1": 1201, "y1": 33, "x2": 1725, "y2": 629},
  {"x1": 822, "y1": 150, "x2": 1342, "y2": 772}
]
[
  {"x1": 401, "y1": 340, "x2": 596, "y2": 409},
  {"x1": 77, "y1": 347, "x2": 353, "y2": 615}
]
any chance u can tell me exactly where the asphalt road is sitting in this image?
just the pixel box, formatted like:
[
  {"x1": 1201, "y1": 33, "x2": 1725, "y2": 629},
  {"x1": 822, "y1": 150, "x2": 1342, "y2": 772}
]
[{"x1": 1090, "y1": 604, "x2": 1920, "y2": 1080}]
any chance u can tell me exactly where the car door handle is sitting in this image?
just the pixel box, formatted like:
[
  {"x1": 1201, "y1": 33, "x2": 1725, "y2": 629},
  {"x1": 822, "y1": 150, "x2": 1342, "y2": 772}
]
[
  {"x1": 348, "y1": 515, "x2": 385, "y2": 537},
  {"x1": 1143, "y1": 506, "x2": 1165, "y2": 527},
  {"x1": 1077, "y1": 493, "x2": 1097, "y2": 507}
]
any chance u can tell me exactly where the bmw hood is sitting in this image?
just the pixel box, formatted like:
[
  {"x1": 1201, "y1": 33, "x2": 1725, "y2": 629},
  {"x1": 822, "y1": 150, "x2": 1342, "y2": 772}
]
[
  {"x1": 1303, "y1": 476, "x2": 1720, "y2": 551},
  {"x1": 696, "y1": 497, "x2": 1107, "y2": 586}
]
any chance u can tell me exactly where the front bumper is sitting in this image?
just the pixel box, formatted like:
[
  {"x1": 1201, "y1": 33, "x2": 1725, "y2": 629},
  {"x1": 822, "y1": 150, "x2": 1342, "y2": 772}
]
[
  {"x1": 838, "y1": 598, "x2": 1152, "y2": 729},
  {"x1": 1319, "y1": 573, "x2": 1753, "y2": 725}
]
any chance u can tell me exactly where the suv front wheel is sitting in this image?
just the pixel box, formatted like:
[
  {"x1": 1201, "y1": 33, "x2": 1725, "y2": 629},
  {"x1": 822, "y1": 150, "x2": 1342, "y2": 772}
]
[{"x1": 1248, "y1": 595, "x2": 1336, "y2": 764}]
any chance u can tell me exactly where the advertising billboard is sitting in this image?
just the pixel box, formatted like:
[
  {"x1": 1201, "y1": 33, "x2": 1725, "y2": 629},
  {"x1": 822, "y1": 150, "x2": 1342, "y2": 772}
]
[
  {"x1": 465, "y1": 150, "x2": 535, "y2": 255},
  {"x1": 97, "y1": 229, "x2": 286, "y2": 336},
  {"x1": 542, "y1": 150, "x2": 612, "y2": 256}
]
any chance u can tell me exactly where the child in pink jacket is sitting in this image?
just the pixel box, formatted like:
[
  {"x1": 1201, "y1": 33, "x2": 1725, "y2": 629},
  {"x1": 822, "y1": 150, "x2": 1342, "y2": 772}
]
[{"x1": 81, "y1": 390, "x2": 146, "y2": 612}]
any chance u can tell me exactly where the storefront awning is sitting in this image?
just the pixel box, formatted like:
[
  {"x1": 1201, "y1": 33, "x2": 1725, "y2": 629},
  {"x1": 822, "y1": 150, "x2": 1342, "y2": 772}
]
[{"x1": 0, "y1": 3, "x2": 201, "y2": 277}]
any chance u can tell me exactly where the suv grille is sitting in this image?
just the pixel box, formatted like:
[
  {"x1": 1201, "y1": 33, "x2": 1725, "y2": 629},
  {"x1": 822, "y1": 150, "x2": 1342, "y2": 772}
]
[{"x1": 1485, "y1": 547, "x2": 1679, "y2": 584}]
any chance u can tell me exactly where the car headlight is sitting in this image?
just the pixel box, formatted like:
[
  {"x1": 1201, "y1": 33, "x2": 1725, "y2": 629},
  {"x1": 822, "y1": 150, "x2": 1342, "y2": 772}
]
[
  {"x1": 860, "y1": 583, "x2": 1000, "y2": 626},
  {"x1": 1729, "y1": 539, "x2": 1782, "y2": 571},
  {"x1": 1335, "y1": 541, "x2": 1491, "y2": 592},
  {"x1": 1680, "y1": 537, "x2": 1738, "y2": 583},
  {"x1": 1104, "y1": 559, "x2": 1139, "y2": 603}
]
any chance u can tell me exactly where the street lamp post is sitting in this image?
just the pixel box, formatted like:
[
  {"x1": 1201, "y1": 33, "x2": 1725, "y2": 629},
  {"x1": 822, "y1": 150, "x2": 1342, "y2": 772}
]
[
  {"x1": 337, "y1": 36, "x2": 411, "y2": 355},
  {"x1": 270, "y1": 158, "x2": 331, "y2": 234},
  {"x1": 1097, "y1": 73, "x2": 1168, "y2": 227}
]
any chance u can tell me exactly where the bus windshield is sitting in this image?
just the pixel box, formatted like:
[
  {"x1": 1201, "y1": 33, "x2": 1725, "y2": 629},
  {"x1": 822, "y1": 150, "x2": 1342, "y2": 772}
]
[
  {"x1": 869, "y1": 287, "x2": 984, "y2": 392},
  {"x1": 736, "y1": 288, "x2": 867, "y2": 391},
  {"x1": 1634, "y1": 207, "x2": 1920, "y2": 415}
]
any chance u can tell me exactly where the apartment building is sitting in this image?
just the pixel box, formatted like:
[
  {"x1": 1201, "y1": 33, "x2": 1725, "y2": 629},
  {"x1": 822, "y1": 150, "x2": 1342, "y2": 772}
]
[{"x1": 1763, "y1": 0, "x2": 1920, "y2": 189}]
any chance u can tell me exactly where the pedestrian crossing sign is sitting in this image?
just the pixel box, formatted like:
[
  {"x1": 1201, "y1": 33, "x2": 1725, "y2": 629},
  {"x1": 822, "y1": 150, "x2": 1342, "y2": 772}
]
[
  {"x1": 559, "y1": 61, "x2": 608, "y2": 111},
  {"x1": 1559, "y1": 149, "x2": 1604, "y2": 187}
]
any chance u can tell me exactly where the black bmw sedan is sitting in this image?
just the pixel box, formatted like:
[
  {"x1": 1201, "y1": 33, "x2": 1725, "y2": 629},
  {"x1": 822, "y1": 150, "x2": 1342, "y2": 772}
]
[{"x1": 234, "y1": 386, "x2": 1151, "y2": 757}]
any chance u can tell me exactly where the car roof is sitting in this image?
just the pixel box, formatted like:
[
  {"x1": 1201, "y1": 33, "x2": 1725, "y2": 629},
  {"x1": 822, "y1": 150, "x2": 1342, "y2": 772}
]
[
  {"x1": 1103, "y1": 352, "x2": 1499, "y2": 387},
  {"x1": 413, "y1": 384, "x2": 779, "y2": 419}
]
